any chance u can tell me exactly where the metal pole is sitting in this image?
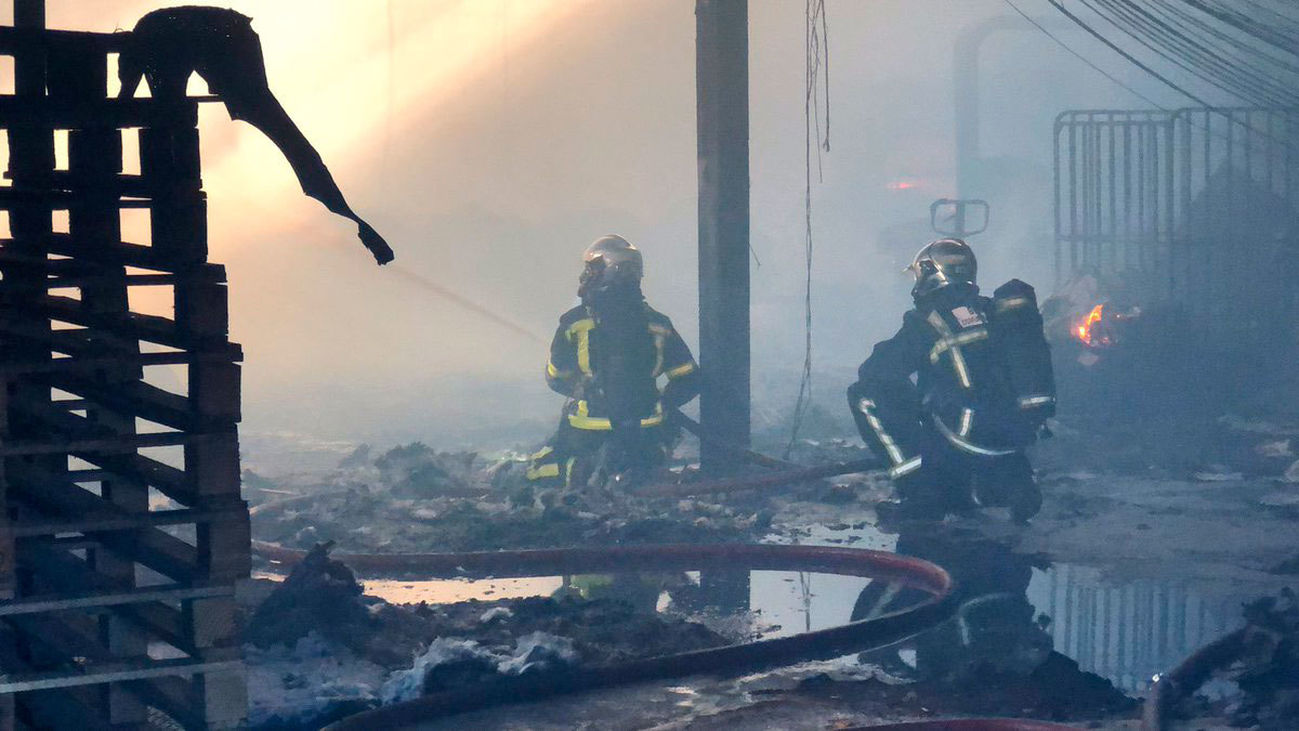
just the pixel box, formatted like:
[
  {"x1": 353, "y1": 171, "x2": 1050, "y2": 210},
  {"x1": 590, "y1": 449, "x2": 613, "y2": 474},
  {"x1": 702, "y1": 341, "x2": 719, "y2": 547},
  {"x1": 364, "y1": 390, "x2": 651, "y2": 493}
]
[
  {"x1": 695, "y1": 0, "x2": 750, "y2": 473},
  {"x1": 953, "y1": 14, "x2": 1067, "y2": 198}
]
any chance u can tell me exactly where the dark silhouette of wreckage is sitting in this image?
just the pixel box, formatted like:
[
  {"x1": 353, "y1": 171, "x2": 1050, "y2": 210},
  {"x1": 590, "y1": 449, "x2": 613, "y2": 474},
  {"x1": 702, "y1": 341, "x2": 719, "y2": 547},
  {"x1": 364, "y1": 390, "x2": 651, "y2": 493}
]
[{"x1": 118, "y1": 5, "x2": 394, "y2": 265}]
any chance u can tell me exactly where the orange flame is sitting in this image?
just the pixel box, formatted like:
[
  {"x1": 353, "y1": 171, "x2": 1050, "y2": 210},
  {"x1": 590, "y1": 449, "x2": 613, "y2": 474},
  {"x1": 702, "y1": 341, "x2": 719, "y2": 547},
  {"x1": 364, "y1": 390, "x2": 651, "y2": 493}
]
[{"x1": 1075, "y1": 304, "x2": 1106, "y2": 346}]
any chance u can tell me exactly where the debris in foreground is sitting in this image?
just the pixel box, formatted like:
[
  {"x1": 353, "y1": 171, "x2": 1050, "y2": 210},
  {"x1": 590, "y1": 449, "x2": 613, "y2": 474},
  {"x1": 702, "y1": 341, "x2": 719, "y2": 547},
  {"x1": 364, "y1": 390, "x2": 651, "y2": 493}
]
[{"x1": 241, "y1": 545, "x2": 728, "y2": 729}]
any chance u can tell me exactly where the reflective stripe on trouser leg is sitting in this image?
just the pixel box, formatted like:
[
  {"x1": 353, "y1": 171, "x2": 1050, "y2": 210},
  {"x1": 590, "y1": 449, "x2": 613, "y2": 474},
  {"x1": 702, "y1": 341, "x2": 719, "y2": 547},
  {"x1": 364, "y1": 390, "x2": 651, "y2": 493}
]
[
  {"x1": 1018, "y1": 394, "x2": 1055, "y2": 409},
  {"x1": 526, "y1": 462, "x2": 561, "y2": 481},
  {"x1": 856, "y1": 397, "x2": 922, "y2": 478}
]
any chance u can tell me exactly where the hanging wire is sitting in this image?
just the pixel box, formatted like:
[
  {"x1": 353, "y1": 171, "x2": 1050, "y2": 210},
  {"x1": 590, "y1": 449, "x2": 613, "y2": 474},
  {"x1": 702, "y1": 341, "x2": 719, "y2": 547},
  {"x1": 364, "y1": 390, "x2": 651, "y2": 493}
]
[
  {"x1": 1083, "y1": 0, "x2": 1297, "y2": 107},
  {"x1": 784, "y1": 0, "x2": 830, "y2": 459},
  {"x1": 1182, "y1": 0, "x2": 1299, "y2": 58},
  {"x1": 1003, "y1": 0, "x2": 1172, "y2": 109},
  {"x1": 1010, "y1": 0, "x2": 1299, "y2": 153},
  {"x1": 1151, "y1": 0, "x2": 1299, "y2": 81},
  {"x1": 1046, "y1": 0, "x2": 1212, "y2": 106}
]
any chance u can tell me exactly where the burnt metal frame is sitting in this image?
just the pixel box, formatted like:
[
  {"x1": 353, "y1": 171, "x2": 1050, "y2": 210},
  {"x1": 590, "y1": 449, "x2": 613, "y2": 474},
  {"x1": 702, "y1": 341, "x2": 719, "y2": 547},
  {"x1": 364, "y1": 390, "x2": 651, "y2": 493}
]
[
  {"x1": 1054, "y1": 107, "x2": 1299, "y2": 350},
  {"x1": 0, "y1": 5, "x2": 249, "y2": 730}
]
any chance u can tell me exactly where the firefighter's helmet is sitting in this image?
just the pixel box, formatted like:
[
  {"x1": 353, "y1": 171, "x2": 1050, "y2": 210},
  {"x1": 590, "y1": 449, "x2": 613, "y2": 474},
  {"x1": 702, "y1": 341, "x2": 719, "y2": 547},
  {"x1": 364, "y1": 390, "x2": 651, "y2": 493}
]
[
  {"x1": 906, "y1": 238, "x2": 977, "y2": 300},
  {"x1": 580, "y1": 234, "x2": 643, "y2": 297}
]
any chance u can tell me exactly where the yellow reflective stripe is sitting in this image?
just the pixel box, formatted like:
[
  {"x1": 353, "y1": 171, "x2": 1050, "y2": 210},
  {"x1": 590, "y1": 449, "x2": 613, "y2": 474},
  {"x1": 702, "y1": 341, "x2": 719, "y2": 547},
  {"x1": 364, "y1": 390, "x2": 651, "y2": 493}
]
[
  {"x1": 526, "y1": 463, "x2": 560, "y2": 480},
  {"x1": 530, "y1": 446, "x2": 554, "y2": 461},
  {"x1": 546, "y1": 361, "x2": 568, "y2": 379},
  {"x1": 951, "y1": 349, "x2": 972, "y2": 388},
  {"x1": 933, "y1": 415, "x2": 1016, "y2": 456},
  {"x1": 568, "y1": 401, "x2": 666, "y2": 430},
  {"x1": 652, "y1": 332, "x2": 666, "y2": 377},
  {"x1": 1019, "y1": 394, "x2": 1055, "y2": 408},
  {"x1": 856, "y1": 398, "x2": 907, "y2": 466},
  {"x1": 648, "y1": 324, "x2": 672, "y2": 336},
  {"x1": 665, "y1": 362, "x2": 697, "y2": 379},
  {"x1": 928, "y1": 329, "x2": 988, "y2": 363},
  {"x1": 926, "y1": 312, "x2": 979, "y2": 388},
  {"x1": 959, "y1": 408, "x2": 974, "y2": 437},
  {"x1": 564, "y1": 457, "x2": 577, "y2": 485},
  {"x1": 996, "y1": 296, "x2": 1031, "y2": 311},
  {"x1": 566, "y1": 319, "x2": 596, "y2": 376},
  {"x1": 888, "y1": 456, "x2": 923, "y2": 479}
]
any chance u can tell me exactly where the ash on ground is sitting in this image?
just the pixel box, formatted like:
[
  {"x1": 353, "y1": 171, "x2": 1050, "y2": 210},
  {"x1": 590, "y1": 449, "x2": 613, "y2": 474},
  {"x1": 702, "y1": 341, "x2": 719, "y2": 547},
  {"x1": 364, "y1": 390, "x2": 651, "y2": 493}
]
[{"x1": 247, "y1": 440, "x2": 875, "y2": 557}]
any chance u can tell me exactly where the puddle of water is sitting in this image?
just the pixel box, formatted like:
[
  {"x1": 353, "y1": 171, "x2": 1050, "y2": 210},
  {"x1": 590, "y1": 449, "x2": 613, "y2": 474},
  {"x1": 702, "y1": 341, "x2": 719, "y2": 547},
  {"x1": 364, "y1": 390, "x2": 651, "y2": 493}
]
[
  {"x1": 252, "y1": 570, "x2": 563, "y2": 605},
  {"x1": 1027, "y1": 563, "x2": 1249, "y2": 693},
  {"x1": 362, "y1": 576, "x2": 564, "y2": 604}
]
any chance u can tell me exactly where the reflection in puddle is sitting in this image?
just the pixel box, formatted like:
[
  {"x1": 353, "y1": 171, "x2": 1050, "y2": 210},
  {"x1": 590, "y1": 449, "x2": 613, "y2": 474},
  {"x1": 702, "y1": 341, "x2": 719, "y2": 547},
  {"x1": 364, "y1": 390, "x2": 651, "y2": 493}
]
[{"x1": 1028, "y1": 564, "x2": 1245, "y2": 692}]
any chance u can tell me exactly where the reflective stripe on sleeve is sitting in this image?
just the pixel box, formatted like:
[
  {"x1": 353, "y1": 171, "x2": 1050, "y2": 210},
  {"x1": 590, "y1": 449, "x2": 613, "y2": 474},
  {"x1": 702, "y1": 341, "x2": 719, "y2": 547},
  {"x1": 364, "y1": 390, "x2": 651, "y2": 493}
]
[
  {"x1": 526, "y1": 463, "x2": 560, "y2": 480},
  {"x1": 959, "y1": 408, "x2": 974, "y2": 437}
]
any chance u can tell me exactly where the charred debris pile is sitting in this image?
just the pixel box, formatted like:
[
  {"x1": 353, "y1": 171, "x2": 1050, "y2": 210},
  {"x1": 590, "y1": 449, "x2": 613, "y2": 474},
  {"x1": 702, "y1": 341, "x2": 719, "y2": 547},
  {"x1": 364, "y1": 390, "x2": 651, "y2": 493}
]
[
  {"x1": 241, "y1": 544, "x2": 730, "y2": 729},
  {"x1": 1164, "y1": 589, "x2": 1299, "y2": 731},
  {"x1": 247, "y1": 440, "x2": 876, "y2": 557}
]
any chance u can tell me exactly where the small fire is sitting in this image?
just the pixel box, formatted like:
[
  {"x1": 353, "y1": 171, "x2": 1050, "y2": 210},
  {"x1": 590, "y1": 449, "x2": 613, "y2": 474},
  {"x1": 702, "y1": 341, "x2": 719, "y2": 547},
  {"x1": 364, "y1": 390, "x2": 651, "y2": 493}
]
[
  {"x1": 1073, "y1": 302, "x2": 1141, "y2": 348},
  {"x1": 1075, "y1": 304, "x2": 1107, "y2": 346}
]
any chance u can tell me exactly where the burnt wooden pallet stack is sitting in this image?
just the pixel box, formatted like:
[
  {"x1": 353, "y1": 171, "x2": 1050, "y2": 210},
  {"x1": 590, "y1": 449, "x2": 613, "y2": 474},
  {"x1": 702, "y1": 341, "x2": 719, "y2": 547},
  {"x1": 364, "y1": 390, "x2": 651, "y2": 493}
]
[{"x1": 0, "y1": 2, "x2": 249, "y2": 728}]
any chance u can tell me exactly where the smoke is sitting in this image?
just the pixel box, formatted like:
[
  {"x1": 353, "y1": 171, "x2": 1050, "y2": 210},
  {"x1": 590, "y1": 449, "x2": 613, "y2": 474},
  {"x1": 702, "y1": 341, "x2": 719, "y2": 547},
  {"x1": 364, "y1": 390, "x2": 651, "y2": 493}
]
[{"x1": 21, "y1": 1, "x2": 1171, "y2": 447}]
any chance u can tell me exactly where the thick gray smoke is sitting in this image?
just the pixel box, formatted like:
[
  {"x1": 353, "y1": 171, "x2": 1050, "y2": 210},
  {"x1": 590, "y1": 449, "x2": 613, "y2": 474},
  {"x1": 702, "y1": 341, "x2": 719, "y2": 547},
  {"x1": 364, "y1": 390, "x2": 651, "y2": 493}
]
[{"x1": 25, "y1": 1, "x2": 1187, "y2": 447}]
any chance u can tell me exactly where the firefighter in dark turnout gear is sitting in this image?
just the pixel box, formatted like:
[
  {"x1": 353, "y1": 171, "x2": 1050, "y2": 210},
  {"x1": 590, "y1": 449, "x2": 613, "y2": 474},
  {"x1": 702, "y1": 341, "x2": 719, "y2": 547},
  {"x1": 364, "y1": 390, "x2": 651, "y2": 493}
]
[
  {"x1": 847, "y1": 239, "x2": 1055, "y2": 522},
  {"x1": 528, "y1": 236, "x2": 700, "y2": 487}
]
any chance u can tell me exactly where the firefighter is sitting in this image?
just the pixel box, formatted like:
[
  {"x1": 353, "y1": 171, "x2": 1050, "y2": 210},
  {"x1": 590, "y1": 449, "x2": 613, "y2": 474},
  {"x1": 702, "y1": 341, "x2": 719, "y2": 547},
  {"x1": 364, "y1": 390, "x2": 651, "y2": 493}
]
[
  {"x1": 527, "y1": 235, "x2": 700, "y2": 488},
  {"x1": 847, "y1": 238, "x2": 1055, "y2": 523}
]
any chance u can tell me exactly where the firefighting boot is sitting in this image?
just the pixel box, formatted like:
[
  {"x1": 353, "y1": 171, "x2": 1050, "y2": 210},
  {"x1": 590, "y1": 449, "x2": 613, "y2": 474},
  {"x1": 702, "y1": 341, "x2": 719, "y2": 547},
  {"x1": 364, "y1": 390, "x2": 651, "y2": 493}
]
[{"x1": 1010, "y1": 482, "x2": 1043, "y2": 525}]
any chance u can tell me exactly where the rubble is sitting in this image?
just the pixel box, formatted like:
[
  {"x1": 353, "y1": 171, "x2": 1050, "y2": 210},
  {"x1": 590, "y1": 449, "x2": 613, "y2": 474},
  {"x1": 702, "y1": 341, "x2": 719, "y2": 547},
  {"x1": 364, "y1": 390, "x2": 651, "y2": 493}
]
[
  {"x1": 248, "y1": 441, "x2": 840, "y2": 556},
  {"x1": 1227, "y1": 590, "x2": 1299, "y2": 729},
  {"x1": 242, "y1": 546, "x2": 730, "y2": 729},
  {"x1": 788, "y1": 650, "x2": 1136, "y2": 723}
]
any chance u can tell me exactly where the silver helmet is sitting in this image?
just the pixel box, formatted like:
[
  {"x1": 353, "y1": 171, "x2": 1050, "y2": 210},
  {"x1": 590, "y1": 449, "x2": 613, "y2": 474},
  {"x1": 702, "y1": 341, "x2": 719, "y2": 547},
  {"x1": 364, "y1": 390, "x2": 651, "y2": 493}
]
[
  {"x1": 579, "y1": 234, "x2": 643, "y2": 297},
  {"x1": 906, "y1": 238, "x2": 977, "y2": 300}
]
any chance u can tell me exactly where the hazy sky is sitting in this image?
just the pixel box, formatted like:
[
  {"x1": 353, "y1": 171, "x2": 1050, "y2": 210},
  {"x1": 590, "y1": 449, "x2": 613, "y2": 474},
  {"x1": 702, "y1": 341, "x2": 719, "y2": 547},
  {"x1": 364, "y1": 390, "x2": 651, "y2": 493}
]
[{"x1": 12, "y1": 1, "x2": 1197, "y2": 446}]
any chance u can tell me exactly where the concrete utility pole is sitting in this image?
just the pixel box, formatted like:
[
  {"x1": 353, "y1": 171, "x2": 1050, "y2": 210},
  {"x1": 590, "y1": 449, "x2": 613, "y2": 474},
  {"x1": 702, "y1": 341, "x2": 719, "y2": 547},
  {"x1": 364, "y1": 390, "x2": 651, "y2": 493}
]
[{"x1": 695, "y1": 0, "x2": 750, "y2": 474}]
